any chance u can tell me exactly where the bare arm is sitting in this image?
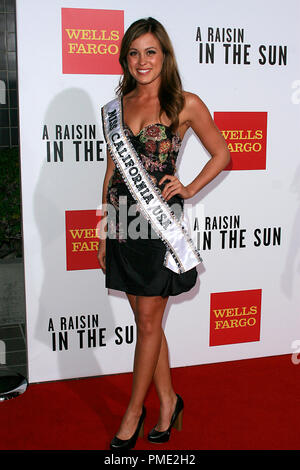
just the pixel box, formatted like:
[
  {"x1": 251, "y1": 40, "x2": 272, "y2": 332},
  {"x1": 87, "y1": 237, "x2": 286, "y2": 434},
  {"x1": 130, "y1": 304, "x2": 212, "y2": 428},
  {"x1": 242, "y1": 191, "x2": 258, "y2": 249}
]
[
  {"x1": 184, "y1": 92, "x2": 230, "y2": 196},
  {"x1": 97, "y1": 147, "x2": 115, "y2": 272},
  {"x1": 161, "y1": 92, "x2": 231, "y2": 200},
  {"x1": 99, "y1": 147, "x2": 115, "y2": 235}
]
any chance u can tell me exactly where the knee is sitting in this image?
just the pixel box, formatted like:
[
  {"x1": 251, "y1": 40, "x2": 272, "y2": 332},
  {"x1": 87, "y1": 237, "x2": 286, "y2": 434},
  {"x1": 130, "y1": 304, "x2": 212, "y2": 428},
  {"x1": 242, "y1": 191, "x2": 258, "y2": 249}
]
[
  {"x1": 134, "y1": 296, "x2": 167, "y2": 337},
  {"x1": 135, "y1": 311, "x2": 160, "y2": 337}
]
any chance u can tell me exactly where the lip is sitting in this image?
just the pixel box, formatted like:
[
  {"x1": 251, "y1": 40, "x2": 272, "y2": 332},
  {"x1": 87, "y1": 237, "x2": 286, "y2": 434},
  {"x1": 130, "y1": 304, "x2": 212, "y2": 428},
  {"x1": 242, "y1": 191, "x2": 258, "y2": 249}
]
[{"x1": 136, "y1": 69, "x2": 151, "y2": 74}]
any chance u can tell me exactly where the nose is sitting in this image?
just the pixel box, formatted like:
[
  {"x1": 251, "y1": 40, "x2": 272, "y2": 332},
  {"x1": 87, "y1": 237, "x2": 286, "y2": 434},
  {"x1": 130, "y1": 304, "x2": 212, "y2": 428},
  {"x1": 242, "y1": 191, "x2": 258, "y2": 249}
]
[{"x1": 138, "y1": 52, "x2": 147, "y2": 66}]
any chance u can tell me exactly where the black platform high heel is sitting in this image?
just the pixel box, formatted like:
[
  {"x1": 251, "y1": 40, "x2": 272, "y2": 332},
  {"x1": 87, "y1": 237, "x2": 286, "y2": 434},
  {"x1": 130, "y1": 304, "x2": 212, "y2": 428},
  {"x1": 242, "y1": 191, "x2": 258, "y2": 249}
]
[
  {"x1": 147, "y1": 394, "x2": 184, "y2": 444},
  {"x1": 110, "y1": 406, "x2": 146, "y2": 451}
]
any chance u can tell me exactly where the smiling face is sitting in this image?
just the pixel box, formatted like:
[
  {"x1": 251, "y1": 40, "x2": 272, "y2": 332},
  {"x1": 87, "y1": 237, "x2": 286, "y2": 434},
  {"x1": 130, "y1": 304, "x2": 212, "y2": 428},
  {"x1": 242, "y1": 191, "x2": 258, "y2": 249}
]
[{"x1": 126, "y1": 32, "x2": 165, "y2": 87}]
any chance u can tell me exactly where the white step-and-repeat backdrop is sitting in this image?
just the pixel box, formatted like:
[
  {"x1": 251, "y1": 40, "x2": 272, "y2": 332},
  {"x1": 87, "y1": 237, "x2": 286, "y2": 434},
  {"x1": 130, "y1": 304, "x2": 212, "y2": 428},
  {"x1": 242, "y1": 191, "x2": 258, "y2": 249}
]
[{"x1": 16, "y1": 0, "x2": 300, "y2": 383}]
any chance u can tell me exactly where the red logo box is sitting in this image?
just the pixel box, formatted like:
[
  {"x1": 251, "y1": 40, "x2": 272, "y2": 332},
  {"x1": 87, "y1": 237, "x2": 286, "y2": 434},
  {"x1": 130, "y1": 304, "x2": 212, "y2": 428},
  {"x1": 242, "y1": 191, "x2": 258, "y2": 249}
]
[
  {"x1": 61, "y1": 8, "x2": 124, "y2": 74},
  {"x1": 210, "y1": 289, "x2": 262, "y2": 346},
  {"x1": 214, "y1": 112, "x2": 267, "y2": 170},
  {"x1": 65, "y1": 210, "x2": 102, "y2": 270}
]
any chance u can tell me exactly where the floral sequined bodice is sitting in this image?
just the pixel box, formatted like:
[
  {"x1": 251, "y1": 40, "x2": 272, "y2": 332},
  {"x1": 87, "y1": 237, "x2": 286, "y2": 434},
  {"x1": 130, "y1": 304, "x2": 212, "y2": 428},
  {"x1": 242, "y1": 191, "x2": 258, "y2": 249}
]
[
  {"x1": 107, "y1": 123, "x2": 183, "y2": 242},
  {"x1": 108, "y1": 123, "x2": 182, "y2": 197}
]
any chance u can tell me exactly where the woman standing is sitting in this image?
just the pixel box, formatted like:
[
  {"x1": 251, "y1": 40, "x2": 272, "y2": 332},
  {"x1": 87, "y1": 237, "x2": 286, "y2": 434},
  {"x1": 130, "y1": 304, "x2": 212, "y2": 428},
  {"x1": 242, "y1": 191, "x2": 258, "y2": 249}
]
[{"x1": 98, "y1": 17, "x2": 230, "y2": 450}]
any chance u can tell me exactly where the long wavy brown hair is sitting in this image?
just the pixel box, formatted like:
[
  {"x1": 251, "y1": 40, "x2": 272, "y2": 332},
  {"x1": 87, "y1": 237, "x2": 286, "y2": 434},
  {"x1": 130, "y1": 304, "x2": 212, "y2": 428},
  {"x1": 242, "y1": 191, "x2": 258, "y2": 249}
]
[{"x1": 116, "y1": 17, "x2": 184, "y2": 132}]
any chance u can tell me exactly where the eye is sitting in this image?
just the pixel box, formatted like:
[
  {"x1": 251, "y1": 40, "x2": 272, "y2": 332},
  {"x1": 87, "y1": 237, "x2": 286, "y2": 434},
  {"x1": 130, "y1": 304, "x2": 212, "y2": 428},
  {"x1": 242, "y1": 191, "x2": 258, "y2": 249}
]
[
  {"x1": 128, "y1": 50, "x2": 137, "y2": 56},
  {"x1": 147, "y1": 50, "x2": 156, "y2": 55}
]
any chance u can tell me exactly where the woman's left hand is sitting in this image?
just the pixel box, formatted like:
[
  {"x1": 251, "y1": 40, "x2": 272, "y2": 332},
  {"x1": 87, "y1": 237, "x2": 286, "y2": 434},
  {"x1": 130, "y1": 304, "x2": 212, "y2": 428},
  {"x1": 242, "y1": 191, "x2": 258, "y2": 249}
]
[{"x1": 159, "y1": 174, "x2": 192, "y2": 201}]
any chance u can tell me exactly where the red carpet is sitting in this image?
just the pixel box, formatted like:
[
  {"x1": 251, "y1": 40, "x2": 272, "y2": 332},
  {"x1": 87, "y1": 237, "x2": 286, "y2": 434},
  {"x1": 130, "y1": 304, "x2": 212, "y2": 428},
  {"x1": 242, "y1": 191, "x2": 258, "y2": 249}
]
[{"x1": 0, "y1": 354, "x2": 299, "y2": 450}]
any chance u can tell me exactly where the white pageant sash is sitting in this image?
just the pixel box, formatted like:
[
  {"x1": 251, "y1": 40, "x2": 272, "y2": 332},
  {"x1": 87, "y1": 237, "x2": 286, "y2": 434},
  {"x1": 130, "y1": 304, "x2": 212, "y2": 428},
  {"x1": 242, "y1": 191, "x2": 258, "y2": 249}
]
[{"x1": 101, "y1": 96, "x2": 202, "y2": 274}]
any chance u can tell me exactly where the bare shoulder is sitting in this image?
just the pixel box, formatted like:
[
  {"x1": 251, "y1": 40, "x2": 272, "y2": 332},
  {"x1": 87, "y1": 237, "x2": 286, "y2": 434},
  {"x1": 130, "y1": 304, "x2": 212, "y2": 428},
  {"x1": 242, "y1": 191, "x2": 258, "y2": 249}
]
[
  {"x1": 177, "y1": 91, "x2": 212, "y2": 139},
  {"x1": 182, "y1": 91, "x2": 210, "y2": 121}
]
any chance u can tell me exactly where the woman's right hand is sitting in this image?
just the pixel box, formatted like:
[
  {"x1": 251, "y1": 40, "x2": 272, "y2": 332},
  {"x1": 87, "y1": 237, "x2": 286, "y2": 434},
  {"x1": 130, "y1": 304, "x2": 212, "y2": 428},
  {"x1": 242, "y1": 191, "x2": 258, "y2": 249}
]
[{"x1": 97, "y1": 241, "x2": 106, "y2": 274}]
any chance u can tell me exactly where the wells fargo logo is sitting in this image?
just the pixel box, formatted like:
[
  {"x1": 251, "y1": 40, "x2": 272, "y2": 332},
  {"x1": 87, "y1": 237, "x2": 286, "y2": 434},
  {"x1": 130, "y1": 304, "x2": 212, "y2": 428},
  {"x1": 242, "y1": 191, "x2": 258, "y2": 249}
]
[
  {"x1": 210, "y1": 289, "x2": 262, "y2": 346},
  {"x1": 213, "y1": 112, "x2": 267, "y2": 170},
  {"x1": 65, "y1": 210, "x2": 102, "y2": 270},
  {"x1": 61, "y1": 8, "x2": 124, "y2": 74}
]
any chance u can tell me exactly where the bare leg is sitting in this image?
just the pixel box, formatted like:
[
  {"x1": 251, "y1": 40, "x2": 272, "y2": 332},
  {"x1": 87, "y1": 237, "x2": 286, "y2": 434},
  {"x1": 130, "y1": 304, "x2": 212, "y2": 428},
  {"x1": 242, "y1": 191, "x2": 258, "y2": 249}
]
[
  {"x1": 115, "y1": 294, "x2": 168, "y2": 440},
  {"x1": 124, "y1": 294, "x2": 177, "y2": 434},
  {"x1": 152, "y1": 331, "x2": 177, "y2": 431}
]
